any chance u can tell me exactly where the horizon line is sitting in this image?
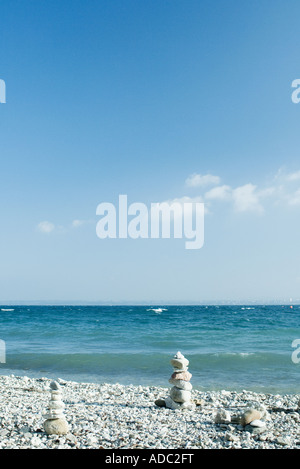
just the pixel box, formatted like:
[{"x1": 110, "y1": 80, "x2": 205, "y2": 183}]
[{"x1": 0, "y1": 300, "x2": 297, "y2": 306}]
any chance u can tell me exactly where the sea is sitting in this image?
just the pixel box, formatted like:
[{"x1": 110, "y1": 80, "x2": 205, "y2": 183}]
[{"x1": 0, "y1": 304, "x2": 299, "y2": 395}]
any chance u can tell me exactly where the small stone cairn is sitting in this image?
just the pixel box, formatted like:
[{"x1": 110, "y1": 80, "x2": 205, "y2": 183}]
[
  {"x1": 155, "y1": 351, "x2": 195, "y2": 410},
  {"x1": 43, "y1": 380, "x2": 69, "y2": 435}
]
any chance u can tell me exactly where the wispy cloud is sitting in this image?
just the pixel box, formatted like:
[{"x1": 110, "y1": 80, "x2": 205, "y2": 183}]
[
  {"x1": 37, "y1": 221, "x2": 55, "y2": 234},
  {"x1": 72, "y1": 219, "x2": 86, "y2": 228},
  {"x1": 165, "y1": 196, "x2": 203, "y2": 205},
  {"x1": 232, "y1": 184, "x2": 264, "y2": 214},
  {"x1": 273, "y1": 167, "x2": 300, "y2": 183},
  {"x1": 204, "y1": 183, "x2": 264, "y2": 214},
  {"x1": 205, "y1": 185, "x2": 232, "y2": 201},
  {"x1": 185, "y1": 173, "x2": 220, "y2": 188},
  {"x1": 37, "y1": 218, "x2": 93, "y2": 234},
  {"x1": 287, "y1": 188, "x2": 300, "y2": 206},
  {"x1": 286, "y1": 171, "x2": 300, "y2": 182},
  {"x1": 164, "y1": 196, "x2": 210, "y2": 215}
]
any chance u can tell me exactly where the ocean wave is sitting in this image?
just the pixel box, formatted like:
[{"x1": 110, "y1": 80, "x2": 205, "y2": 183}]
[
  {"x1": 1, "y1": 350, "x2": 293, "y2": 374},
  {"x1": 0, "y1": 350, "x2": 297, "y2": 392}
]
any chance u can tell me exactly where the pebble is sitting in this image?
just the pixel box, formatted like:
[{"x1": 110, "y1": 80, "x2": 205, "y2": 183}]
[
  {"x1": 244, "y1": 424, "x2": 267, "y2": 435},
  {"x1": 276, "y1": 436, "x2": 291, "y2": 446},
  {"x1": 240, "y1": 408, "x2": 262, "y2": 426},
  {"x1": 0, "y1": 374, "x2": 299, "y2": 449},
  {"x1": 214, "y1": 409, "x2": 231, "y2": 424},
  {"x1": 225, "y1": 431, "x2": 239, "y2": 442},
  {"x1": 249, "y1": 419, "x2": 265, "y2": 427}
]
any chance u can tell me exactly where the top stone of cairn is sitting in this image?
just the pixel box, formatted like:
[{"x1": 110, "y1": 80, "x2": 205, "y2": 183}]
[{"x1": 170, "y1": 351, "x2": 189, "y2": 371}]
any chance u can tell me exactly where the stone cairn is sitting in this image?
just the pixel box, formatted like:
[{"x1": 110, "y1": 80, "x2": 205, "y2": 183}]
[
  {"x1": 155, "y1": 351, "x2": 195, "y2": 410},
  {"x1": 43, "y1": 380, "x2": 69, "y2": 435}
]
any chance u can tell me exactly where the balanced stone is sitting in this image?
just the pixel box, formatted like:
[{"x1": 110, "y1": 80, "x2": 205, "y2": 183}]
[
  {"x1": 168, "y1": 378, "x2": 192, "y2": 390},
  {"x1": 170, "y1": 351, "x2": 189, "y2": 371},
  {"x1": 170, "y1": 371, "x2": 192, "y2": 381},
  {"x1": 164, "y1": 396, "x2": 182, "y2": 410},
  {"x1": 169, "y1": 387, "x2": 191, "y2": 403},
  {"x1": 50, "y1": 381, "x2": 60, "y2": 390},
  {"x1": 154, "y1": 398, "x2": 166, "y2": 407},
  {"x1": 43, "y1": 419, "x2": 69, "y2": 435}
]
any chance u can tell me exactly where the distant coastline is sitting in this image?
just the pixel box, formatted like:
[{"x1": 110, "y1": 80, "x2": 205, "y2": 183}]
[{"x1": 0, "y1": 300, "x2": 298, "y2": 306}]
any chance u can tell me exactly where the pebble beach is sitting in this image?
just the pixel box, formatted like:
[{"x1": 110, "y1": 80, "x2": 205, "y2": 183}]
[{"x1": 0, "y1": 374, "x2": 300, "y2": 449}]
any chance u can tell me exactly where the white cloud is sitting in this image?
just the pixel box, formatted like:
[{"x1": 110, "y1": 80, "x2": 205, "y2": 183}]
[
  {"x1": 232, "y1": 184, "x2": 264, "y2": 214},
  {"x1": 37, "y1": 221, "x2": 55, "y2": 234},
  {"x1": 72, "y1": 219, "x2": 95, "y2": 229},
  {"x1": 72, "y1": 219, "x2": 85, "y2": 228},
  {"x1": 185, "y1": 173, "x2": 220, "y2": 188},
  {"x1": 286, "y1": 171, "x2": 300, "y2": 182},
  {"x1": 257, "y1": 187, "x2": 276, "y2": 198},
  {"x1": 165, "y1": 196, "x2": 203, "y2": 205},
  {"x1": 269, "y1": 168, "x2": 300, "y2": 207},
  {"x1": 184, "y1": 168, "x2": 300, "y2": 215},
  {"x1": 287, "y1": 188, "x2": 300, "y2": 206},
  {"x1": 164, "y1": 196, "x2": 210, "y2": 215},
  {"x1": 274, "y1": 167, "x2": 300, "y2": 183},
  {"x1": 37, "y1": 218, "x2": 93, "y2": 234},
  {"x1": 205, "y1": 185, "x2": 232, "y2": 201}
]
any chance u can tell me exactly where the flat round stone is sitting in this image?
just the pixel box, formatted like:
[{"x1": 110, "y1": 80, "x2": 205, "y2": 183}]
[
  {"x1": 169, "y1": 387, "x2": 191, "y2": 403},
  {"x1": 168, "y1": 379, "x2": 192, "y2": 390},
  {"x1": 43, "y1": 418, "x2": 69, "y2": 435},
  {"x1": 171, "y1": 371, "x2": 192, "y2": 381}
]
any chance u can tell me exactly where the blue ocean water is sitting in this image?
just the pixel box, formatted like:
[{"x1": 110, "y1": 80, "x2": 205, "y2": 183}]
[{"x1": 0, "y1": 305, "x2": 299, "y2": 394}]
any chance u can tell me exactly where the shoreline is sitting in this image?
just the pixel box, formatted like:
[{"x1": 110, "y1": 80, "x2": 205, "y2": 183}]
[{"x1": 0, "y1": 374, "x2": 299, "y2": 449}]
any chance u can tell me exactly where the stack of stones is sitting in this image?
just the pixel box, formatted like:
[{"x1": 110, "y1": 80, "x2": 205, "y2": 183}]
[
  {"x1": 156, "y1": 351, "x2": 195, "y2": 410},
  {"x1": 43, "y1": 380, "x2": 69, "y2": 435}
]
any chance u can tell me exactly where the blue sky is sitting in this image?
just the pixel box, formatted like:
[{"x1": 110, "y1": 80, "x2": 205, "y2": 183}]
[{"x1": 1, "y1": 0, "x2": 300, "y2": 303}]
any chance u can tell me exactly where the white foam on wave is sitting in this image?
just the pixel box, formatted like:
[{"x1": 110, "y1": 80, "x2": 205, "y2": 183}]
[{"x1": 147, "y1": 308, "x2": 168, "y2": 314}]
